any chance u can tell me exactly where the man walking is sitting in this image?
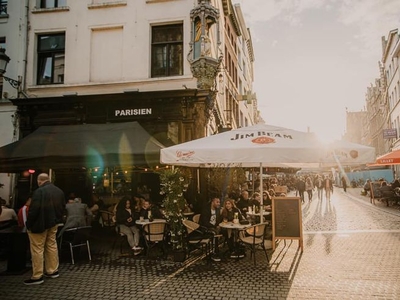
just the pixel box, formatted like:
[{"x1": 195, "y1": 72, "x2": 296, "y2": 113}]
[{"x1": 24, "y1": 173, "x2": 65, "y2": 285}]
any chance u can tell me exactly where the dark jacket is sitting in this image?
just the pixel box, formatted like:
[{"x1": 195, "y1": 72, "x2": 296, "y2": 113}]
[
  {"x1": 26, "y1": 182, "x2": 65, "y2": 233},
  {"x1": 116, "y1": 208, "x2": 137, "y2": 227},
  {"x1": 199, "y1": 206, "x2": 221, "y2": 229}
]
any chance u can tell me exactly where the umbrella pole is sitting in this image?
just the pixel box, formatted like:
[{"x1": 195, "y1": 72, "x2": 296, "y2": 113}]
[{"x1": 259, "y1": 163, "x2": 263, "y2": 223}]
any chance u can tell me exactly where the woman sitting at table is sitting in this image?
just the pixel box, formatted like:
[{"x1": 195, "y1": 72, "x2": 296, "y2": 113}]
[
  {"x1": 220, "y1": 198, "x2": 243, "y2": 254},
  {"x1": 116, "y1": 197, "x2": 142, "y2": 254}
]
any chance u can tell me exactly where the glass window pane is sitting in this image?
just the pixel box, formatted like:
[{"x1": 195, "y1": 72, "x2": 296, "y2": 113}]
[
  {"x1": 152, "y1": 45, "x2": 167, "y2": 77},
  {"x1": 169, "y1": 44, "x2": 183, "y2": 76},
  {"x1": 53, "y1": 53, "x2": 65, "y2": 83},
  {"x1": 39, "y1": 34, "x2": 65, "y2": 51},
  {"x1": 42, "y1": 0, "x2": 55, "y2": 8},
  {"x1": 38, "y1": 56, "x2": 53, "y2": 85}
]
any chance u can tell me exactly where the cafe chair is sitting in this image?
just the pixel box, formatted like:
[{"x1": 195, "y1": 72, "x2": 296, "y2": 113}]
[
  {"x1": 238, "y1": 223, "x2": 269, "y2": 266},
  {"x1": 182, "y1": 219, "x2": 212, "y2": 260},
  {"x1": 192, "y1": 214, "x2": 201, "y2": 224},
  {"x1": 113, "y1": 224, "x2": 130, "y2": 255},
  {"x1": 99, "y1": 210, "x2": 116, "y2": 232},
  {"x1": 142, "y1": 221, "x2": 167, "y2": 258},
  {"x1": 60, "y1": 226, "x2": 92, "y2": 265}
]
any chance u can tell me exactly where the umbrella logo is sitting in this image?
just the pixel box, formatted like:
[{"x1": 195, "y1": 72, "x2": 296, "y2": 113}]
[
  {"x1": 350, "y1": 150, "x2": 358, "y2": 159},
  {"x1": 251, "y1": 136, "x2": 276, "y2": 144}
]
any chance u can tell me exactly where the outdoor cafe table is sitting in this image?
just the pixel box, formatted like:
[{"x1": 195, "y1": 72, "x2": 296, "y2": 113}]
[
  {"x1": 246, "y1": 211, "x2": 271, "y2": 217},
  {"x1": 135, "y1": 218, "x2": 166, "y2": 226},
  {"x1": 219, "y1": 221, "x2": 251, "y2": 259}
]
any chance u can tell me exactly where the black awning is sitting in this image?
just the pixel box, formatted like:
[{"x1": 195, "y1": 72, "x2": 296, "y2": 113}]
[{"x1": 0, "y1": 122, "x2": 164, "y2": 173}]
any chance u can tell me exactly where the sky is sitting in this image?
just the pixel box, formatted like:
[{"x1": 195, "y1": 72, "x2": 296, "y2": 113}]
[{"x1": 232, "y1": 0, "x2": 400, "y2": 142}]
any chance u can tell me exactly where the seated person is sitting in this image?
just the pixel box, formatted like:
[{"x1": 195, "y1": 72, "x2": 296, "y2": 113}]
[
  {"x1": 363, "y1": 179, "x2": 371, "y2": 193},
  {"x1": 199, "y1": 197, "x2": 222, "y2": 262},
  {"x1": 116, "y1": 197, "x2": 142, "y2": 254},
  {"x1": 58, "y1": 197, "x2": 92, "y2": 237},
  {"x1": 391, "y1": 179, "x2": 400, "y2": 189},
  {"x1": 220, "y1": 198, "x2": 242, "y2": 255},
  {"x1": 18, "y1": 194, "x2": 32, "y2": 229},
  {"x1": 0, "y1": 198, "x2": 17, "y2": 225},
  {"x1": 262, "y1": 191, "x2": 272, "y2": 211},
  {"x1": 379, "y1": 181, "x2": 394, "y2": 198},
  {"x1": 139, "y1": 198, "x2": 164, "y2": 220},
  {"x1": 235, "y1": 190, "x2": 252, "y2": 216},
  {"x1": 250, "y1": 192, "x2": 262, "y2": 209}
]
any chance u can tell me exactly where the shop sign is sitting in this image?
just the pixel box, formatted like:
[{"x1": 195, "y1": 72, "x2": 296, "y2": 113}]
[
  {"x1": 114, "y1": 108, "x2": 152, "y2": 117},
  {"x1": 383, "y1": 128, "x2": 397, "y2": 139}
]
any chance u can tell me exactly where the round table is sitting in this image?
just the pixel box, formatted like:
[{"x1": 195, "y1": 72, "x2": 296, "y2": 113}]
[
  {"x1": 219, "y1": 222, "x2": 251, "y2": 259},
  {"x1": 246, "y1": 211, "x2": 271, "y2": 217},
  {"x1": 135, "y1": 218, "x2": 166, "y2": 226}
]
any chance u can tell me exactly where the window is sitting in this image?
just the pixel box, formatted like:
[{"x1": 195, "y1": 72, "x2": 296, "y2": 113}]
[
  {"x1": 151, "y1": 24, "x2": 183, "y2": 77},
  {"x1": 40, "y1": 0, "x2": 66, "y2": 8},
  {"x1": 0, "y1": 0, "x2": 7, "y2": 15},
  {"x1": 37, "y1": 33, "x2": 65, "y2": 85}
]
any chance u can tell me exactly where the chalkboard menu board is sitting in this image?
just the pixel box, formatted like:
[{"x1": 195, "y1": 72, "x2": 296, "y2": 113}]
[{"x1": 272, "y1": 197, "x2": 303, "y2": 251}]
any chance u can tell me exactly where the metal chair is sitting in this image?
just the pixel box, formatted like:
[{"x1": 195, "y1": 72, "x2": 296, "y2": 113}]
[
  {"x1": 99, "y1": 210, "x2": 116, "y2": 233},
  {"x1": 142, "y1": 221, "x2": 167, "y2": 258},
  {"x1": 182, "y1": 219, "x2": 212, "y2": 259},
  {"x1": 60, "y1": 226, "x2": 92, "y2": 265},
  {"x1": 238, "y1": 223, "x2": 269, "y2": 266},
  {"x1": 114, "y1": 224, "x2": 130, "y2": 255}
]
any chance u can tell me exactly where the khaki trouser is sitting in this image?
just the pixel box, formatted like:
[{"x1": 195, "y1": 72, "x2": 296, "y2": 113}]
[{"x1": 28, "y1": 225, "x2": 59, "y2": 279}]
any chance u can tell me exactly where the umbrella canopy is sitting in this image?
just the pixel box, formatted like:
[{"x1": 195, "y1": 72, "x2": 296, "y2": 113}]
[
  {"x1": 367, "y1": 149, "x2": 400, "y2": 166},
  {"x1": 0, "y1": 122, "x2": 164, "y2": 172},
  {"x1": 321, "y1": 140, "x2": 377, "y2": 167},
  {"x1": 160, "y1": 124, "x2": 376, "y2": 168}
]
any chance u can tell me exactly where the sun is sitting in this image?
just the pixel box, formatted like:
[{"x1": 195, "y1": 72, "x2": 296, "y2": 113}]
[{"x1": 315, "y1": 129, "x2": 340, "y2": 145}]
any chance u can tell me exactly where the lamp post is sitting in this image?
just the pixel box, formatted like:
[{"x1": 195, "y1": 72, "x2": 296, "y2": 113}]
[{"x1": 0, "y1": 48, "x2": 22, "y2": 97}]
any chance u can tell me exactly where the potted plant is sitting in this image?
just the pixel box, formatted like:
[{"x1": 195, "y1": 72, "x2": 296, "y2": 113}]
[{"x1": 158, "y1": 167, "x2": 189, "y2": 262}]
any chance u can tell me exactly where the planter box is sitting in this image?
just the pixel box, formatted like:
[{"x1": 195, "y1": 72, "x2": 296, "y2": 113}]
[{"x1": 172, "y1": 250, "x2": 186, "y2": 262}]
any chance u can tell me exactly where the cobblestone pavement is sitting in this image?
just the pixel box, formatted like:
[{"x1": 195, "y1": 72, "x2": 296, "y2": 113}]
[{"x1": 1, "y1": 187, "x2": 400, "y2": 300}]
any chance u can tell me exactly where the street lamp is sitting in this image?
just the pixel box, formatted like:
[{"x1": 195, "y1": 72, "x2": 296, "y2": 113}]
[{"x1": 0, "y1": 48, "x2": 22, "y2": 96}]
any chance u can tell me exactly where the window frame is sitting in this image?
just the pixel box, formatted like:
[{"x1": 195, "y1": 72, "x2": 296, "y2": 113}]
[
  {"x1": 151, "y1": 23, "x2": 183, "y2": 78},
  {"x1": 40, "y1": 0, "x2": 66, "y2": 9},
  {"x1": 0, "y1": 0, "x2": 8, "y2": 15},
  {"x1": 36, "y1": 33, "x2": 65, "y2": 85}
]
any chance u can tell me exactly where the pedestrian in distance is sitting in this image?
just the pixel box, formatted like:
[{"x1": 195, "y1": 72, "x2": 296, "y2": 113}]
[
  {"x1": 296, "y1": 177, "x2": 306, "y2": 203},
  {"x1": 305, "y1": 177, "x2": 314, "y2": 202},
  {"x1": 24, "y1": 173, "x2": 65, "y2": 285},
  {"x1": 323, "y1": 175, "x2": 334, "y2": 201},
  {"x1": 314, "y1": 175, "x2": 324, "y2": 200},
  {"x1": 341, "y1": 175, "x2": 347, "y2": 192}
]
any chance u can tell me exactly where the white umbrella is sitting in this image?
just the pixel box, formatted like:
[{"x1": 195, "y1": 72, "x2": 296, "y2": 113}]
[{"x1": 161, "y1": 124, "x2": 322, "y2": 168}]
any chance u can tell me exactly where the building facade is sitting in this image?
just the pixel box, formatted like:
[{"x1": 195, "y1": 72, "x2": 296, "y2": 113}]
[
  {"x1": 0, "y1": 0, "x2": 258, "y2": 205},
  {"x1": 0, "y1": 0, "x2": 27, "y2": 203}
]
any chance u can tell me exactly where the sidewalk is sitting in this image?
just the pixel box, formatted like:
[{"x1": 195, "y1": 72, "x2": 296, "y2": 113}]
[{"x1": 342, "y1": 186, "x2": 400, "y2": 217}]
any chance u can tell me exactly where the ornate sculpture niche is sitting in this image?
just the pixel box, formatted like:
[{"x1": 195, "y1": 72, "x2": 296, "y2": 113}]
[{"x1": 189, "y1": 0, "x2": 222, "y2": 90}]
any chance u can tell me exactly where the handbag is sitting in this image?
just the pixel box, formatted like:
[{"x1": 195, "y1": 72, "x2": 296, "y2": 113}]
[{"x1": 239, "y1": 219, "x2": 250, "y2": 225}]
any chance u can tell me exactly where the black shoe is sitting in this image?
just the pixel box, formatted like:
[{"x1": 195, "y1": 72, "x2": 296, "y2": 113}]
[
  {"x1": 24, "y1": 277, "x2": 44, "y2": 285},
  {"x1": 44, "y1": 271, "x2": 59, "y2": 279},
  {"x1": 229, "y1": 252, "x2": 239, "y2": 259},
  {"x1": 211, "y1": 254, "x2": 221, "y2": 262}
]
